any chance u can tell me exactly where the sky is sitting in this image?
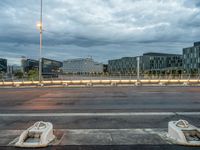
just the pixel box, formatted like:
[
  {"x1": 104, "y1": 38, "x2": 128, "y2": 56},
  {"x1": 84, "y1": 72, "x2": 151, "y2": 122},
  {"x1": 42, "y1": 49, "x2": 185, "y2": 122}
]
[{"x1": 0, "y1": 0, "x2": 200, "y2": 65}]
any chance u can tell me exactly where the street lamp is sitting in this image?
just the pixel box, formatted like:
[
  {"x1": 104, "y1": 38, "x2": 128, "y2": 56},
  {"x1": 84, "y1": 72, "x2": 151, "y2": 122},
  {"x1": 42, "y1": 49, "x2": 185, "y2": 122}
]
[
  {"x1": 38, "y1": 0, "x2": 43, "y2": 83},
  {"x1": 137, "y1": 57, "x2": 140, "y2": 81}
]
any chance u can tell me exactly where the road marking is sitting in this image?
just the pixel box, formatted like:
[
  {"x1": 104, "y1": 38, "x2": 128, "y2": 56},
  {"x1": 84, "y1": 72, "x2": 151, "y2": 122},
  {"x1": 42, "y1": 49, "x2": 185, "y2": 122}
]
[{"x1": 0, "y1": 112, "x2": 200, "y2": 117}]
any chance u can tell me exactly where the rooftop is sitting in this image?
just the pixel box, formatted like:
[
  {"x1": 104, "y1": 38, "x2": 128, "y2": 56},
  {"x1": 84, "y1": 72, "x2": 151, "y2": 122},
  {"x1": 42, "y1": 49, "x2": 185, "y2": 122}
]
[
  {"x1": 143, "y1": 52, "x2": 181, "y2": 56},
  {"x1": 64, "y1": 58, "x2": 93, "y2": 62},
  {"x1": 194, "y1": 41, "x2": 200, "y2": 47}
]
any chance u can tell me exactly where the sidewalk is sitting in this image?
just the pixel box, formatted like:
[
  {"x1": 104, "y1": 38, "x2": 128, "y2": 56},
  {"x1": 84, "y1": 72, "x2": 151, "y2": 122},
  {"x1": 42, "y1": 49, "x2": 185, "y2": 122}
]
[{"x1": 1, "y1": 128, "x2": 169, "y2": 146}]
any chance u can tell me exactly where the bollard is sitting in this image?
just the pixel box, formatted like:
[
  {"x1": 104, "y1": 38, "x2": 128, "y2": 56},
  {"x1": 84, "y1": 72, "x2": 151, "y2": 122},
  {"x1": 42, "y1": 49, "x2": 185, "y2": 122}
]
[{"x1": 111, "y1": 82, "x2": 117, "y2": 86}]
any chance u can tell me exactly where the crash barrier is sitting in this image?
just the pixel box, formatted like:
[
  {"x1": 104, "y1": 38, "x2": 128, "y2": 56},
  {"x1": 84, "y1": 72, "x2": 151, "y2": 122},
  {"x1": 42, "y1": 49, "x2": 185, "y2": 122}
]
[
  {"x1": 168, "y1": 120, "x2": 200, "y2": 146},
  {"x1": 15, "y1": 121, "x2": 55, "y2": 148},
  {"x1": 0, "y1": 79, "x2": 200, "y2": 87}
]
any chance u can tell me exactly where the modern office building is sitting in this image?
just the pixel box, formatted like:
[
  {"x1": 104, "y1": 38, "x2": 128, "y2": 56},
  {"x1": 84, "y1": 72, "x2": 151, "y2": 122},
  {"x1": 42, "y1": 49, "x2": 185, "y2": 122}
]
[
  {"x1": 142, "y1": 53, "x2": 182, "y2": 74},
  {"x1": 21, "y1": 58, "x2": 39, "y2": 73},
  {"x1": 183, "y1": 42, "x2": 200, "y2": 74},
  {"x1": 108, "y1": 53, "x2": 182, "y2": 75},
  {"x1": 108, "y1": 57, "x2": 141, "y2": 75},
  {"x1": 0, "y1": 58, "x2": 7, "y2": 73},
  {"x1": 42, "y1": 58, "x2": 63, "y2": 77},
  {"x1": 21, "y1": 57, "x2": 62, "y2": 77},
  {"x1": 63, "y1": 58, "x2": 103, "y2": 74},
  {"x1": 194, "y1": 41, "x2": 200, "y2": 47}
]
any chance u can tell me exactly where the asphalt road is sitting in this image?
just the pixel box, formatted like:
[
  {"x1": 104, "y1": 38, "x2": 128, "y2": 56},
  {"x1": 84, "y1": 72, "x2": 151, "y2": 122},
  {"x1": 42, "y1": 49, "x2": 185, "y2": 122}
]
[
  {"x1": 1, "y1": 86, "x2": 200, "y2": 113},
  {"x1": 0, "y1": 86, "x2": 200, "y2": 149}
]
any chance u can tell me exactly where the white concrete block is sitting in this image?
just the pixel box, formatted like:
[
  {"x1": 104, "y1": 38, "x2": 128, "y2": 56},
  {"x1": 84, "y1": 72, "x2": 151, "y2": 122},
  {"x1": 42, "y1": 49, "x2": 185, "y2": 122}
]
[
  {"x1": 15, "y1": 121, "x2": 55, "y2": 148},
  {"x1": 168, "y1": 120, "x2": 200, "y2": 146}
]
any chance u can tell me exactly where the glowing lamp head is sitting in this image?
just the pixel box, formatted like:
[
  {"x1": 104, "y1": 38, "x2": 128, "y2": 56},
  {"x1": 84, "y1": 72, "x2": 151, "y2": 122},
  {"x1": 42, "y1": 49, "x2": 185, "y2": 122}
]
[{"x1": 36, "y1": 22, "x2": 42, "y2": 29}]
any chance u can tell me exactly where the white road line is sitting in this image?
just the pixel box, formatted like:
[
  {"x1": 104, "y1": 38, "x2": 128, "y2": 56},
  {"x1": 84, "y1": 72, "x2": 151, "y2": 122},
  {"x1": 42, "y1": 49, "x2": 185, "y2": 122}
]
[{"x1": 0, "y1": 112, "x2": 200, "y2": 117}]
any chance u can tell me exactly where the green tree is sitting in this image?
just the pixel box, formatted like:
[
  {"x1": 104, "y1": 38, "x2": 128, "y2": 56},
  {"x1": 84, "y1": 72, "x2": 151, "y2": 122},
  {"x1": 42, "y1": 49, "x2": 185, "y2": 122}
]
[
  {"x1": 28, "y1": 69, "x2": 39, "y2": 80},
  {"x1": 0, "y1": 73, "x2": 3, "y2": 79},
  {"x1": 14, "y1": 71, "x2": 24, "y2": 79}
]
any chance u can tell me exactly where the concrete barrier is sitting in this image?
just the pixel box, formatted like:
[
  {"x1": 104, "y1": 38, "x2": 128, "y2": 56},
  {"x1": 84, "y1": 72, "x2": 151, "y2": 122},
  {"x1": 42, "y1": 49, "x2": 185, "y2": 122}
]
[
  {"x1": 15, "y1": 121, "x2": 55, "y2": 148},
  {"x1": 0, "y1": 79, "x2": 200, "y2": 87},
  {"x1": 168, "y1": 120, "x2": 200, "y2": 146}
]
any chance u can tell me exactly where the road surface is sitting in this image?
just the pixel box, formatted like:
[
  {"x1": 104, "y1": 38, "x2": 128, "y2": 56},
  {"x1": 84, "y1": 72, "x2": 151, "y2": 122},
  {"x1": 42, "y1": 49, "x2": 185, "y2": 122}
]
[{"x1": 0, "y1": 86, "x2": 200, "y2": 149}]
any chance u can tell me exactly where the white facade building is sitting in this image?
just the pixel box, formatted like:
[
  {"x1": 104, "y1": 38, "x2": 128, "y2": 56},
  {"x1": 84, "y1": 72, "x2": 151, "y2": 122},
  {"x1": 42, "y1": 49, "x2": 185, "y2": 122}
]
[{"x1": 63, "y1": 58, "x2": 103, "y2": 73}]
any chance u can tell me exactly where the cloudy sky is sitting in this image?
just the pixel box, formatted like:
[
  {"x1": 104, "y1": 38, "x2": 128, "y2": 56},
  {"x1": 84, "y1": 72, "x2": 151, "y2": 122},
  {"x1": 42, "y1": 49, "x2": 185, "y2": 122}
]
[{"x1": 0, "y1": 0, "x2": 200, "y2": 65}]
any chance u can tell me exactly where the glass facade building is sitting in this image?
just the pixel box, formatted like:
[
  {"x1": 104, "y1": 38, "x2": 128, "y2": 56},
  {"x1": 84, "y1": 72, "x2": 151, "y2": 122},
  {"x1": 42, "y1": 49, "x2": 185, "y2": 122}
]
[
  {"x1": 183, "y1": 42, "x2": 200, "y2": 74},
  {"x1": 21, "y1": 58, "x2": 39, "y2": 73},
  {"x1": 21, "y1": 58, "x2": 62, "y2": 77},
  {"x1": 108, "y1": 57, "x2": 142, "y2": 75},
  {"x1": 42, "y1": 58, "x2": 63, "y2": 77},
  {"x1": 142, "y1": 53, "x2": 182, "y2": 74},
  {"x1": 108, "y1": 53, "x2": 182, "y2": 75},
  {"x1": 0, "y1": 58, "x2": 7, "y2": 73}
]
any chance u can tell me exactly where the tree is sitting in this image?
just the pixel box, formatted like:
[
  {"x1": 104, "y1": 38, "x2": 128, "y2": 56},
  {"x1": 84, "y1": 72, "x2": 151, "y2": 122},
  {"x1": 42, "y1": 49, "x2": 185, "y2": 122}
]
[
  {"x1": 28, "y1": 69, "x2": 39, "y2": 80},
  {"x1": 14, "y1": 71, "x2": 24, "y2": 79},
  {"x1": 0, "y1": 73, "x2": 3, "y2": 79}
]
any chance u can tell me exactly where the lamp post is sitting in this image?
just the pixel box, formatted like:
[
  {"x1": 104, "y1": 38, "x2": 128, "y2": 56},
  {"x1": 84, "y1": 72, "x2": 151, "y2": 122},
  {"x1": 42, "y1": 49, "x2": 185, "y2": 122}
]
[
  {"x1": 38, "y1": 0, "x2": 43, "y2": 83},
  {"x1": 137, "y1": 56, "x2": 140, "y2": 81}
]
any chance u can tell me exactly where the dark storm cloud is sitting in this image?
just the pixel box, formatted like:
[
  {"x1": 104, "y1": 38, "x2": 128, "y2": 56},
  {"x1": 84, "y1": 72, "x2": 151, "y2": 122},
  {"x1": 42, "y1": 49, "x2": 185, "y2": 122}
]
[{"x1": 0, "y1": 0, "x2": 200, "y2": 64}]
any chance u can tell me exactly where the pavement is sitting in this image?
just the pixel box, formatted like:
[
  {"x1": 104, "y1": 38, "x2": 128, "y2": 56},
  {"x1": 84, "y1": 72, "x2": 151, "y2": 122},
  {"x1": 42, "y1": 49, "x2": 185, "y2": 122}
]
[{"x1": 0, "y1": 86, "x2": 200, "y2": 149}]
